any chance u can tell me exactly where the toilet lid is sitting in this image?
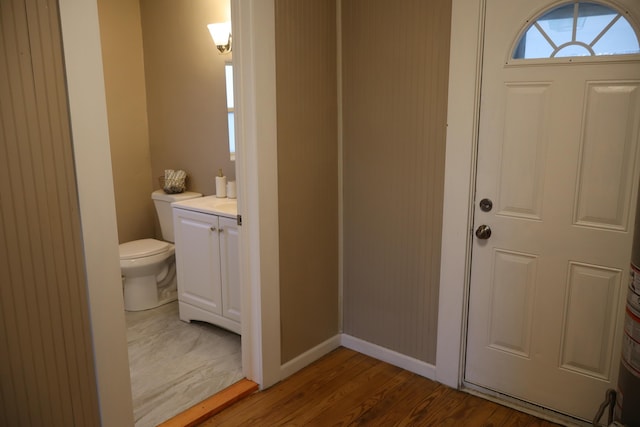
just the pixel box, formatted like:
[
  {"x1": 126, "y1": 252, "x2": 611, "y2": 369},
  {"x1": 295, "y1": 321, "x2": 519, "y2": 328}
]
[{"x1": 119, "y1": 239, "x2": 171, "y2": 260}]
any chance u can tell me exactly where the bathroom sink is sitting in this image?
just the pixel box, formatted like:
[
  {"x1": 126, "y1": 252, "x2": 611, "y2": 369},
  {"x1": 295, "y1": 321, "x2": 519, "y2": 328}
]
[
  {"x1": 171, "y1": 196, "x2": 237, "y2": 218},
  {"x1": 212, "y1": 202, "x2": 237, "y2": 216}
]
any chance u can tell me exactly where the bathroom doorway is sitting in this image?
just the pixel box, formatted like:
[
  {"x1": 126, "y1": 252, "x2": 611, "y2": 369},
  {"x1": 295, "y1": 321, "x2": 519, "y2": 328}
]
[
  {"x1": 95, "y1": 0, "x2": 244, "y2": 424},
  {"x1": 62, "y1": 0, "x2": 288, "y2": 422}
]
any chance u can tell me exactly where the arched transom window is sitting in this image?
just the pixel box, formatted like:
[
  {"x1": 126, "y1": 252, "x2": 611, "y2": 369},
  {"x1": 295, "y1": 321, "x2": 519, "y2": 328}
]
[{"x1": 513, "y1": 1, "x2": 640, "y2": 59}]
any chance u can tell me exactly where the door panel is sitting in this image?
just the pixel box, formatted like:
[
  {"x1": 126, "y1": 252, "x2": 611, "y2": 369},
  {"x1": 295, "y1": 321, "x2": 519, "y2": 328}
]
[
  {"x1": 174, "y1": 210, "x2": 222, "y2": 315},
  {"x1": 465, "y1": 0, "x2": 640, "y2": 421},
  {"x1": 560, "y1": 262, "x2": 621, "y2": 379},
  {"x1": 498, "y1": 83, "x2": 550, "y2": 219},
  {"x1": 575, "y1": 82, "x2": 640, "y2": 230},
  {"x1": 488, "y1": 250, "x2": 538, "y2": 357},
  {"x1": 220, "y1": 216, "x2": 241, "y2": 322}
]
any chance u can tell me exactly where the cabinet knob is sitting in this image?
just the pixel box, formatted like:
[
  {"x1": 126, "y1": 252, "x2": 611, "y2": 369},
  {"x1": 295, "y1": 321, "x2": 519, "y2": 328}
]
[
  {"x1": 210, "y1": 226, "x2": 217, "y2": 232},
  {"x1": 218, "y1": 228, "x2": 224, "y2": 233}
]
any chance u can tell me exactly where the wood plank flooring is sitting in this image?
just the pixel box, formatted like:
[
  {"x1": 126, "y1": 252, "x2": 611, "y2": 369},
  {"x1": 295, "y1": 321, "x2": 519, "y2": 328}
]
[{"x1": 198, "y1": 347, "x2": 563, "y2": 426}]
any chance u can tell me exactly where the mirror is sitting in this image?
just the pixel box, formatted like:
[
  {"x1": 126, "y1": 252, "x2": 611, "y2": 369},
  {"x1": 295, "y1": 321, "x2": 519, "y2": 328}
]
[{"x1": 225, "y1": 62, "x2": 235, "y2": 161}]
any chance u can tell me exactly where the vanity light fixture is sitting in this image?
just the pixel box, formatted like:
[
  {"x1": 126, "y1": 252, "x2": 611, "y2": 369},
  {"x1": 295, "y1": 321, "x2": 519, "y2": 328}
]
[{"x1": 207, "y1": 22, "x2": 232, "y2": 54}]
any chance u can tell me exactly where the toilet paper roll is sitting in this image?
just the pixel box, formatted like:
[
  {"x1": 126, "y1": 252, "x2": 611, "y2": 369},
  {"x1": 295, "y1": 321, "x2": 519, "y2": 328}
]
[
  {"x1": 227, "y1": 181, "x2": 237, "y2": 199},
  {"x1": 216, "y1": 176, "x2": 227, "y2": 198}
]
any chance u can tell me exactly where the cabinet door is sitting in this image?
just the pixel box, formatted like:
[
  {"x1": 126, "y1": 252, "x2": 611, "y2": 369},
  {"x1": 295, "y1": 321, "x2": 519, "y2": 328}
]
[
  {"x1": 219, "y1": 216, "x2": 241, "y2": 322},
  {"x1": 173, "y1": 209, "x2": 222, "y2": 315}
]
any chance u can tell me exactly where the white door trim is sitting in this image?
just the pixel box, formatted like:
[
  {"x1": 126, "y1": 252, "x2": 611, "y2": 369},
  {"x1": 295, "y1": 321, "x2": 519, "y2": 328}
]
[
  {"x1": 436, "y1": 0, "x2": 486, "y2": 388},
  {"x1": 232, "y1": 0, "x2": 282, "y2": 389},
  {"x1": 59, "y1": 0, "x2": 135, "y2": 424}
]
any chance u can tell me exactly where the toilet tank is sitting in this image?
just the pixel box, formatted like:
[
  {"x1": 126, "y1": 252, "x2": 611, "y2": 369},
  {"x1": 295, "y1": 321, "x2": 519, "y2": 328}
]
[{"x1": 152, "y1": 189, "x2": 202, "y2": 242}]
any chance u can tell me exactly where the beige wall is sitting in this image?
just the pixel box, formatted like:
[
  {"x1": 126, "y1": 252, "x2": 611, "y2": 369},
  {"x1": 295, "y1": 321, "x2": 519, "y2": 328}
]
[
  {"x1": 98, "y1": 0, "x2": 155, "y2": 244},
  {"x1": 342, "y1": 0, "x2": 452, "y2": 364},
  {"x1": 275, "y1": 0, "x2": 339, "y2": 364},
  {"x1": 140, "y1": 0, "x2": 235, "y2": 201},
  {"x1": 99, "y1": 0, "x2": 233, "y2": 243},
  {"x1": 0, "y1": 0, "x2": 100, "y2": 424},
  {"x1": 274, "y1": 0, "x2": 451, "y2": 365}
]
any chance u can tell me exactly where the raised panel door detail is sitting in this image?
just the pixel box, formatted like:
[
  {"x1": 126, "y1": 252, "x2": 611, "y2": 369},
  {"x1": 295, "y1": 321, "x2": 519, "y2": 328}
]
[
  {"x1": 560, "y1": 262, "x2": 621, "y2": 379},
  {"x1": 220, "y1": 217, "x2": 241, "y2": 322},
  {"x1": 574, "y1": 82, "x2": 640, "y2": 231},
  {"x1": 174, "y1": 212, "x2": 222, "y2": 315},
  {"x1": 488, "y1": 249, "x2": 538, "y2": 357},
  {"x1": 497, "y1": 83, "x2": 551, "y2": 220}
]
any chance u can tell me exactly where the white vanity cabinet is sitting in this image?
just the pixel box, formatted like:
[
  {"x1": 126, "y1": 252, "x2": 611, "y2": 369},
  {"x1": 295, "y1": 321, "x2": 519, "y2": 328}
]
[{"x1": 172, "y1": 198, "x2": 240, "y2": 334}]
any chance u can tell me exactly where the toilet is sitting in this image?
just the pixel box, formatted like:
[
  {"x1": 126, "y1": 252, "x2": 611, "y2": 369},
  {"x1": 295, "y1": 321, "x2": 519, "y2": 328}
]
[{"x1": 120, "y1": 189, "x2": 202, "y2": 311}]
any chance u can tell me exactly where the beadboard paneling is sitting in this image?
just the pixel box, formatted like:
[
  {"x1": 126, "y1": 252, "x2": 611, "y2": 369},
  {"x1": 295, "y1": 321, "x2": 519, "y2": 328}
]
[
  {"x1": 0, "y1": 0, "x2": 100, "y2": 425},
  {"x1": 342, "y1": 0, "x2": 452, "y2": 364},
  {"x1": 275, "y1": 0, "x2": 339, "y2": 364}
]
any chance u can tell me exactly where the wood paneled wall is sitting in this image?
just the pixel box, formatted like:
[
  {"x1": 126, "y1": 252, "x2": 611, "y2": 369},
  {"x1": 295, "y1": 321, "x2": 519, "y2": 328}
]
[
  {"x1": 342, "y1": 0, "x2": 452, "y2": 364},
  {"x1": 0, "y1": 0, "x2": 100, "y2": 425},
  {"x1": 275, "y1": 0, "x2": 339, "y2": 364}
]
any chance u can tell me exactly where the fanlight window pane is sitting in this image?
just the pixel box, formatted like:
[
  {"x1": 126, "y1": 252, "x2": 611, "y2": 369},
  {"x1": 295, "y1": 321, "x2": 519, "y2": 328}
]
[
  {"x1": 536, "y1": 3, "x2": 575, "y2": 47},
  {"x1": 556, "y1": 44, "x2": 591, "y2": 57},
  {"x1": 575, "y1": 3, "x2": 617, "y2": 42},
  {"x1": 593, "y1": 18, "x2": 639, "y2": 55},
  {"x1": 515, "y1": 26, "x2": 555, "y2": 58},
  {"x1": 513, "y1": 1, "x2": 640, "y2": 59}
]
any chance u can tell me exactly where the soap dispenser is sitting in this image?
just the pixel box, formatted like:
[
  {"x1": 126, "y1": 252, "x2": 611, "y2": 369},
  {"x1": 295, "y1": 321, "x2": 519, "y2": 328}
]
[{"x1": 215, "y1": 169, "x2": 227, "y2": 198}]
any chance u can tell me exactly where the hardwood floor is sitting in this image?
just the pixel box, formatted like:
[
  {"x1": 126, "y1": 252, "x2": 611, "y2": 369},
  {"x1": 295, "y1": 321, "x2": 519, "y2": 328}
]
[{"x1": 198, "y1": 347, "x2": 563, "y2": 426}]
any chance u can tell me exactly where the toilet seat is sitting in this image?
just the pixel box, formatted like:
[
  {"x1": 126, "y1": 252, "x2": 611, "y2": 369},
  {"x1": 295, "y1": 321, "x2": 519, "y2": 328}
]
[{"x1": 119, "y1": 238, "x2": 171, "y2": 260}]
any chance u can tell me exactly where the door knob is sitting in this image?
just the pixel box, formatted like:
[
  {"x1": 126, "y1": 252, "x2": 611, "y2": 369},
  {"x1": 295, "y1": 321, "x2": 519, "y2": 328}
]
[
  {"x1": 475, "y1": 225, "x2": 492, "y2": 239},
  {"x1": 479, "y1": 198, "x2": 493, "y2": 212}
]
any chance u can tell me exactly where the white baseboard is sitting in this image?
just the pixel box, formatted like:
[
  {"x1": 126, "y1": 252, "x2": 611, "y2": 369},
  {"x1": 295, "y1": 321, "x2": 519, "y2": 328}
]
[
  {"x1": 280, "y1": 334, "x2": 342, "y2": 380},
  {"x1": 279, "y1": 334, "x2": 437, "y2": 384},
  {"x1": 341, "y1": 334, "x2": 437, "y2": 380}
]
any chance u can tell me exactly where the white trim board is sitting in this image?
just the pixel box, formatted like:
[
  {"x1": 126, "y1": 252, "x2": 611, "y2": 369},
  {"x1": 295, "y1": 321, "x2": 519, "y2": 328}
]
[
  {"x1": 435, "y1": 0, "x2": 485, "y2": 389},
  {"x1": 59, "y1": 0, "x2": 134, "y2": 424},
  {"x1": 233, "y1": 0, "x2": 281, "y2": 390},
  {"x1": 341, "y1": 335, "x2": 437, "y2": 380},
  {"x1": 280, "y1": 335, "x2": 342, "y2": 380},
  {"x1": 278, "y1": 335, "x2": 437, "y2": 384}
]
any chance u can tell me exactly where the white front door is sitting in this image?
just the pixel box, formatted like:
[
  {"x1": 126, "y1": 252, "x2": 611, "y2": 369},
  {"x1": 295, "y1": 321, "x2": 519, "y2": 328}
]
[{"x1": 465, "y1": 0, "x2": 640, "y2": 421}]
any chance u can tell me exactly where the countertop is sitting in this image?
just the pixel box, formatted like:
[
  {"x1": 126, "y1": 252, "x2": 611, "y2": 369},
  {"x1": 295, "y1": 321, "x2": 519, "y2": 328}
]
[{"x1": 171, "y1": 195, "x2": 237, "y2": 219}]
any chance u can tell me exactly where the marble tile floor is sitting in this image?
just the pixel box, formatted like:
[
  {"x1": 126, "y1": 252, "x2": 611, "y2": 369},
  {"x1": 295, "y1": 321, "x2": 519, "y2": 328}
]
[{"x1": 126, "y1": 301, "x2": 243, "y2": 427}]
